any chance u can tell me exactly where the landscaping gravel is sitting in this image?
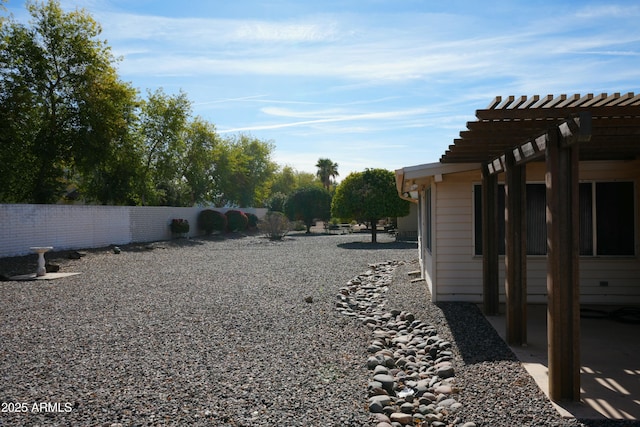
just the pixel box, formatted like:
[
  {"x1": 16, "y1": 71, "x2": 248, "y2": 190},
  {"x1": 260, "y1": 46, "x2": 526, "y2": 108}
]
[{"x1": 1, "y1": 231, "x2": 637, "y2": 426}]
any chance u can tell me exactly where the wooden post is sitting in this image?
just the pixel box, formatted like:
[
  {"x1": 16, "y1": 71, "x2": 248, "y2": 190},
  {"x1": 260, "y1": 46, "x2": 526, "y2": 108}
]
[
  {"x1": 482, "y1": 165, "x2": 500, "y2": 315},
  {"x1": 504, "y1": 153, "x2": 527, "y2": 346},
  {"x1": 546, "y1": 128, "x2": 581, "y2": 401}
]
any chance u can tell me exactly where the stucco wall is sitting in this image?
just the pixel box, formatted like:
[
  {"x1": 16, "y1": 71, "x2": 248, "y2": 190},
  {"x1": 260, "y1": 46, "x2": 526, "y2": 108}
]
[{"x1": 0, "y1": 205, "x2": 266, "y2": 258}]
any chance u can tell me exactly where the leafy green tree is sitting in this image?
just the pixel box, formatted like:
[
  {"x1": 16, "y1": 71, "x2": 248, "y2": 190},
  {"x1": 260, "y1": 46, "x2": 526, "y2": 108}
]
[
  {"x1": 295, "y1": 171, "x2": 321, "y2": 189},
  {"x1": 271, "y1": 165, "x2": 297, "y2": 195},
  {"x1": 76, "y1": 72, "x2": 142, "y2": 204},
  {"x1": 331, "y1": 168, "x2": 410, "y2": 243},
  {"x1": 181, "y1": 118, "x2": 219, "y2": 205},
  {"x1": 218, "y1": 134, "x2": 277, "y2": 207},
  {"x1": 284, "y1": 186, "x2": 332, "y2": 233},
  {"x1": 138, "y1": 88, "x2": 191, "y2": 205},
  {"x1": 316, "y1": 158, "x2": 339, "y2": 191},
  {"x1": 0, "y1": 0, "x2": 139, "y2": 203},
  {"x1": 270, "y1": 166, "x2": 324, "y2": 198}
]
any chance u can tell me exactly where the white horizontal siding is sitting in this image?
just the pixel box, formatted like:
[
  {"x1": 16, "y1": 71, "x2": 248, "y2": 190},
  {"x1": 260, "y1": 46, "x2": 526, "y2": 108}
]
[{"x1": 433, "y1": 171, "x2": 480, "y2": 301}]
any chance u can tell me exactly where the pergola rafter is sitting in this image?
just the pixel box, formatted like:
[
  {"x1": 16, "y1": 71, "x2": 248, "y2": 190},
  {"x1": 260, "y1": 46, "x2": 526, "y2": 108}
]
[{"x1": 441, "y1": 93, "x2": 640, "y2": 164}]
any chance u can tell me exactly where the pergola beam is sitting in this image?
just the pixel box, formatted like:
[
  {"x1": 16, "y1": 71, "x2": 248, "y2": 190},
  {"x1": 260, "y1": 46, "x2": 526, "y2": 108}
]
[
  {"x1": 484, "y1": 115, "x2": 588, "y2": 176},
  {"x1": 476, "y1": 104, "x2": 639, "y2": 121}
]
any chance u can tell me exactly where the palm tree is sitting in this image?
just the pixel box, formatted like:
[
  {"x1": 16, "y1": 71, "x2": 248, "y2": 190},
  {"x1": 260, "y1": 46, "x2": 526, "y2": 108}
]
[{"x1": 315, "y1": 158, "x2": 339, "y2": 190}]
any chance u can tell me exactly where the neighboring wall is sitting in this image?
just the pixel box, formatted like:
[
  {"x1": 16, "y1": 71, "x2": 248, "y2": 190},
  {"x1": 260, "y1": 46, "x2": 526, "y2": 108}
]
[
  {"x1": 396, "y1": 202, "x2": 418, "y2": 241},
  {"x1": 430, "y1": 161, "x2": 640, "y2": 305},
  {"x1": 0, "y1": 205, "x2": 267, "y2": 258}
]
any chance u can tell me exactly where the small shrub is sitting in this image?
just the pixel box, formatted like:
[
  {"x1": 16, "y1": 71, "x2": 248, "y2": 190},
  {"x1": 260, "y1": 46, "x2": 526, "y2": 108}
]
[
  {"x1": 170, "y1": 218, "x2": 190, "y2": 234},
  {"x1": 246, "y1": 213, "x2": 259, "y2": 229},
  {"x1": 198, "y1": 209, "x2": 227, "y2": 235},
  {"x1": 225, "y1": 210, "x2": 249, "y2": 232},
  {"x1": 259, "y1": 211, "x2": 290, "y2": 240}
]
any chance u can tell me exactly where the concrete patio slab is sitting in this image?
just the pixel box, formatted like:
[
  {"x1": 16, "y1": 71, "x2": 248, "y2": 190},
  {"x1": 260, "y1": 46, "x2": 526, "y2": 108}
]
[{"x1": 485, "y1": 304, "x2": 640, "y2": 421}]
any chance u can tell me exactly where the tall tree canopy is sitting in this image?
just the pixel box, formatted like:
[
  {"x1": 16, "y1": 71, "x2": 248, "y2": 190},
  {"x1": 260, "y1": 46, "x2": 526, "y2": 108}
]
[
  {"x1": 137, "y1": 88, "x2": 191, "y2": 205},
  {"x1": 315, "y1": 158, "x2": 339, "y2": 191},
  {"x1": 181, "y1": 117, "x2": 220, "y2": 206},
  {"x1": 331, "y1": 168, "x2": 410, "y2": 243},
  {"x1": 214, "y1": 134, "x2": 277, "y2": 208},
  {"x1": 0, "y1": 0, "x2": 138, "y2": 203},
  {"x1": 0, "y1": 0, "x2": 312, "y2": 208}
]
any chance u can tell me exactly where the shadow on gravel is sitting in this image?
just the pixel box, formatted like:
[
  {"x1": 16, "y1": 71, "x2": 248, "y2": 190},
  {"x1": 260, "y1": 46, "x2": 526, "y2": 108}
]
[
  {"x1": 578, "y1": 420, "x2": 640, "y2": 427},
  {"x1": 337, "y1": 241, "x2": 418, "y2": 250},
  {"x1": 285, "y1": 232, "x2": 326, "y2": 238},
  {"x1": 437, "y1": 302, "x2": 518, "y2": 364},
  {"x1": 123, "y1": 239, "x2": 207, "y2": 251}
]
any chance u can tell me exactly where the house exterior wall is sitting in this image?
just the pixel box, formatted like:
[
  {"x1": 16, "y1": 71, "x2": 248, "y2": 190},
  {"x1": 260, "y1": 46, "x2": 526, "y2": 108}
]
[
  {"x1": 421, "y1": 160, "x2": 640, "y2": 305},
  {"x1": 0, "y1": 205, "x2": 267, "y2": 258},
  {"x1": 396, "y1": 202, "x2": 418, "y2": 240},
  {"x1": 431, "y1": 170, "x2": 482, "y2": 302}
]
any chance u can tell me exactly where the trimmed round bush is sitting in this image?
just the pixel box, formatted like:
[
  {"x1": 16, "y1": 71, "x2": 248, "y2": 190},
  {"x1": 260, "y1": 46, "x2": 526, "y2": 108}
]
[
  {"x1": 198, "y1": 209, "x2": 227, "y2": 235},
  {"x1": 225, "y1": 210, "x2": 249, "y2": 232},
  {"x1": 246, "y1": 213, "x2": 259, "y2": 229}
]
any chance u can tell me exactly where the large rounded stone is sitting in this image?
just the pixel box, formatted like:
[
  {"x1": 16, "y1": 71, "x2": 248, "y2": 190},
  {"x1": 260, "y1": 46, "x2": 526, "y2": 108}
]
[
  {"x1": 367, "y1": 356, "x2": 382, "y2": 369},
  {"x1": 373, "y1": 373, "x2": 395, "y2": 394},
  {"x1": 369, "y1": 395, "x2": 392, "y2": 413},
  {"x1": 390, "y1": 412, "x2": 413, "y2": 425},
  {"x1": 400, "y1": 402, "x2": 414, "y2": 414},
  {"x1": 436, "y1": 365, "x2": 454, "y2": 379},
  {"x1": 437, "y1": 398, "x2": 457, "y2": 408},
  {"x1": 373, "y1": 365, "x2": 389, "y2": 375}
]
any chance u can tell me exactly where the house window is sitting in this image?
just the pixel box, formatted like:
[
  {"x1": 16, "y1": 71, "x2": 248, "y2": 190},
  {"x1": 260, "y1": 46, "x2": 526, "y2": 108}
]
[
  {"x1": 474, "y1": 181, "x2": 635, "y2": 256},
  {"x1": 595, "y1": 182, "x2": 635, "y2": 255},
  {"x1": 474, "y1": 184, "x2": 546, "y2": 255},
  {"x1": 425, "y1": 187, "x2": 432, "y2": 253}
]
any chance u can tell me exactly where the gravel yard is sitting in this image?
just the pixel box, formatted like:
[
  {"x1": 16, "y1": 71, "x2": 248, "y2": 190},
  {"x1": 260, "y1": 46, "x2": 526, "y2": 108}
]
[{"x1": 1, "y1": 231, "x2": 637, "y2": 426}]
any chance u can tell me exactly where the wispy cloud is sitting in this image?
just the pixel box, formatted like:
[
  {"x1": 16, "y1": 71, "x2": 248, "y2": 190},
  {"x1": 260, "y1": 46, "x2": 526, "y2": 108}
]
[
  {"x1": 575, "y1": 5, "x2": 640, "y2": 19},
  {"x1": 218, "y1": 107, "x2": 430, "y2": 133},
  {"x1": 102, "y1": 14, "x2": 339, "y2": 45},
  {"x1": 193, "y1": 95, "x2": 268, "y2": 106}
]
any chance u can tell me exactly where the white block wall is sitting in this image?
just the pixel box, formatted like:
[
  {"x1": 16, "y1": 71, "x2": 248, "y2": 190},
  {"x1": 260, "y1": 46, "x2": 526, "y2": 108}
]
[{"x1": 0, "y1": 204, "x2": 267, "y2": 258}]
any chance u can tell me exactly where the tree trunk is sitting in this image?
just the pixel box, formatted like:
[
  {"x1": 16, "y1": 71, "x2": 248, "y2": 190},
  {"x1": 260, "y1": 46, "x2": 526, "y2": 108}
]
[{"x1": 370, "y1": 218, "x2": 377, "y2": 243}]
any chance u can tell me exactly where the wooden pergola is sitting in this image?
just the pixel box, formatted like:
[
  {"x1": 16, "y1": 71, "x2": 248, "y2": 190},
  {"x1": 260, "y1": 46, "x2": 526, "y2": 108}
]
[{"x1": 440, "y1": 93, "x2": 640, "y2": 402}]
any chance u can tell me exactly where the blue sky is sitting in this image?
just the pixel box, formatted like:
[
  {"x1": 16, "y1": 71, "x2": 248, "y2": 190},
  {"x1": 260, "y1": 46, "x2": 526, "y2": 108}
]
[{"x1": 6, "y1": 0, "x2": 640, "y2": 179}]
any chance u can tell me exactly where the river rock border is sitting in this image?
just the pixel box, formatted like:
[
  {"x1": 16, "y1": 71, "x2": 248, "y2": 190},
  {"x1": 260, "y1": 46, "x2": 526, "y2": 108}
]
[{"x1": 335, "y1": 261, "x2": 476, "y2": 427}]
